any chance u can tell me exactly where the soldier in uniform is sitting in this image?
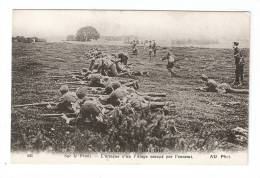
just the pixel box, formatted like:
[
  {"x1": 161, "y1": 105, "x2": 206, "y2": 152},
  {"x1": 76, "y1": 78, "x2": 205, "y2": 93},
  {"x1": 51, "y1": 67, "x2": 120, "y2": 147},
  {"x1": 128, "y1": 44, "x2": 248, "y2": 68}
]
[
  {"x1": 101, "y1": 86, "x2": 166, "y2": 111},
  {"x1": 233, "y1": 42, "x2": 245, "y2": 86},
  {"x1": 152, "y1": 40, "x2": 157, "y2": 57},
  {"x1": 117, "y1": 52, "x2": 128, "y2": 65},
  {"x1": 148, "y1": 41, "x2": 153, "y2": 60},
  {"x1": 47, "y1": 85, "x2": 77, "y2": 113},
  {"x1": 132, "y1": 40, "x2": 138, "y2": 55},
  {"x1": 197, "y1": 74, "x2": 248, "y2": 94},
  {"x1": 162, "y1": 51, "x2": 177, "y2": 77}
]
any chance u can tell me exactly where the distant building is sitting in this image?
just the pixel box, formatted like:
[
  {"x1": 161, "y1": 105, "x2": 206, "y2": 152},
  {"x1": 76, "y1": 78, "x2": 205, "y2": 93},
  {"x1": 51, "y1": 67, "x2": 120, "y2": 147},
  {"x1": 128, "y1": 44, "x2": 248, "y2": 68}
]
[{"x1": 12, "y1": 36, "x2": 47, "y2": 43}]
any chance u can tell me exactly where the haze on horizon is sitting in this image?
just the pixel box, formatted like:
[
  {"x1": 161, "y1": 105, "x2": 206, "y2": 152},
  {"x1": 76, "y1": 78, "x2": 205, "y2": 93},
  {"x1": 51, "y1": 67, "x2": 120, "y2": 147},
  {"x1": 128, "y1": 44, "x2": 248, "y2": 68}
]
[{"x1": 13, "y1": 10, "x2": 250, "y2": 43}]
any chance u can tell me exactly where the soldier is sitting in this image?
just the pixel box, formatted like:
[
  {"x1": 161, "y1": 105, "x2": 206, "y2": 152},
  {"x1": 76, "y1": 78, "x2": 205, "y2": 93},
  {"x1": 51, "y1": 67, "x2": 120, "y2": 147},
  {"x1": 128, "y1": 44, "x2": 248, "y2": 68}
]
[
  {"x1": 132, "y1": 40, "x2": 138, "y2": 55},
  {"x1": 64, "y1": 87, "x2": 114, "y2": 124},
  {"x1": 148, "y1": 41, "x2": 153, "y2": 60},
  {"x1": 88, "y1": 51, "x2": 103, "y2": 71},
  {"x1": 162, "y1": 51, "x2": 177, "y2": 77},
  {"x1": 101, "y1": 86, "x2": 166, "y2": 111},
  {"x1": 87, "y1": 73, "x2": 107, "y2": 87},
  {"x1": 233, "y1": 42, "x2": 245, "y2": 86},
  {"x1": 47, "y1": 85, "x2": 77, "y2": 113},
  {"x1": 77, "y1": 100, "x2": 104, "y2": 123},
  {"x1": 152, "y1": 40, "x2": 157, "y2": 56},
  {"x1": 197, "y1": 74, "x2": 248, "y2": 94},
  {"x1": 97, "y1": 56, "x2": 133, "y2": 77},
  {"x1": 117, "y1": 52, "x2": 128, "y2": 65}
]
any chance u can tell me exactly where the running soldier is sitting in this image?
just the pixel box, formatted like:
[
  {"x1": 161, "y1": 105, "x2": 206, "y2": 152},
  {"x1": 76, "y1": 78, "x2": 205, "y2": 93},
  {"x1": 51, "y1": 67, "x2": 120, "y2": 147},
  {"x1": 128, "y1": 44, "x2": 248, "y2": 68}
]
[{"x1": 162, "y1": 51, "x2": 177, "y2": 77}]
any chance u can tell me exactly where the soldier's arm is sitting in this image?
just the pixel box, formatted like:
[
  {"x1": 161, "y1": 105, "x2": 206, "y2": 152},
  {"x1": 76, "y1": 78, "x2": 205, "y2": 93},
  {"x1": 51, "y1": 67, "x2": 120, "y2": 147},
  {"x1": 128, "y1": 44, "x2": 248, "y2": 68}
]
[
  {"x1": 97, "y1": 60, "x2": 104, "y2": 73},
  {"x1": 89, "y1": 59, "x2": 95, "y2": 71}
]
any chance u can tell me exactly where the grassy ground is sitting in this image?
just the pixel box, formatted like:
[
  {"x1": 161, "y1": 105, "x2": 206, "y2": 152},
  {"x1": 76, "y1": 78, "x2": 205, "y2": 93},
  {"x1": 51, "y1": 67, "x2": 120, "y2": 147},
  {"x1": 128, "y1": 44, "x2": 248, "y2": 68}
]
[{"x1": 11, "y1": 42, "x2": 249, "y2": 153}]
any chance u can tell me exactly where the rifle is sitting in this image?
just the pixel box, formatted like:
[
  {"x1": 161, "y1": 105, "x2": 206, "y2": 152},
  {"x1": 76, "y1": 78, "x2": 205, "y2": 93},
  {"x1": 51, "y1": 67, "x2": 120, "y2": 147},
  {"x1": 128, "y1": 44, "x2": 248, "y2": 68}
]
[
  {"x1": 61, "y1": 81, "x2": 88, "y2": 85},
  {"x1": 139, "y1": 92, "x2": 167, "y2": 97},
  {"x1": 40, "y1": 113, "x2": 77, "y2": 124},
  {"x1": 13, "y1": 102, "x2": 56, "y2": 108},
  {"x1": 40, "y1": 113, "x2": 76, "y2": 117}
]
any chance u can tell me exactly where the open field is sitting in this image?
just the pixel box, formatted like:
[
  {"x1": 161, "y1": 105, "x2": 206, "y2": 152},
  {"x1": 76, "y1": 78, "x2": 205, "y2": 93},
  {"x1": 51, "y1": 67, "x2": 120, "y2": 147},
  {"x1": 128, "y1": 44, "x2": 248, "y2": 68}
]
[{"x1": 11, "y1": 42, "x2": 249, "y2": 153}]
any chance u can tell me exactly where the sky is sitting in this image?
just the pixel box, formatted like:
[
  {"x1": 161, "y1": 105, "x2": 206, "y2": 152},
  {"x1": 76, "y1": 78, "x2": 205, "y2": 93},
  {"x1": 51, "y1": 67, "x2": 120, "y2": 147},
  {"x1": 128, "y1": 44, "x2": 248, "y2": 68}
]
[{"x1": 12, "y1": 10, "x2": 250, "y2": 42}]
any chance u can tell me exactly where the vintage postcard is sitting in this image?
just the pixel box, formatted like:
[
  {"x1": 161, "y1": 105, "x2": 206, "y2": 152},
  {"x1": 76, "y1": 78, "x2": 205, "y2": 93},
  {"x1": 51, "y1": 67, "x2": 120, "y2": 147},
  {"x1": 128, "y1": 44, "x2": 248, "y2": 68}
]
[{"x1": 11, "y1": 10, "x2": 249, "y2": 164}]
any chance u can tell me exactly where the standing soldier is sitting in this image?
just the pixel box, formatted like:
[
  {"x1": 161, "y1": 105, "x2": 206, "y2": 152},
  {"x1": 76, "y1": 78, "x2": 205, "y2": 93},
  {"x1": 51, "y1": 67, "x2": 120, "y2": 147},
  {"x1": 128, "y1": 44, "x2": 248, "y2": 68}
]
[
  {"x1": 132, "y1": 40, "x2": 138, "y2": 55},
  {"x1": 233, "y1": 42, "x2": 245, "y2": 86},
  {"x1": 152, "y1": 40, "x2": 157, "y2": 57},
  {"x1": 148, "y1": 41, "x2": 153, "y2": 60}
]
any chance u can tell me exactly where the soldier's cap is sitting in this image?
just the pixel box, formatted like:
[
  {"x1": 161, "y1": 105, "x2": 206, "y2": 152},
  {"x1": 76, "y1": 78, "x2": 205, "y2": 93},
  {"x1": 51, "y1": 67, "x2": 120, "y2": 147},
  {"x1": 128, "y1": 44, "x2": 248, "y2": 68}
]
[
  {"x1": 233, "y1": 42, "x2": 239, "y2": 46},
  {"x1": 59, "y1": 85, "x2": 69, "y2": 94},
  {"x1": 201, "y1": 74, "x2": 208, "y2": 80}
]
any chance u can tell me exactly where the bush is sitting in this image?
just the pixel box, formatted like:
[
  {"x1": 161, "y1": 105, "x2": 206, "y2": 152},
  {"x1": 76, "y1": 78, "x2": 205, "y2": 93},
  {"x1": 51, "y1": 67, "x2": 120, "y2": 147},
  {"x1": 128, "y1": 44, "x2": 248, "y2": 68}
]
[{"x1": 75, "y1": 26, "x2": 100, "y2": 42}]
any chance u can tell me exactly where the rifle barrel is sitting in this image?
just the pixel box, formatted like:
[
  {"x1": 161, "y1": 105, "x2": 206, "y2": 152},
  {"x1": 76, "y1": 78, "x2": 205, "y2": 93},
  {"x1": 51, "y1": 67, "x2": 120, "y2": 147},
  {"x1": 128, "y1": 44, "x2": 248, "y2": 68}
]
[{"x1": 13, "y1": 102, "x2": 56, "y2": 108}]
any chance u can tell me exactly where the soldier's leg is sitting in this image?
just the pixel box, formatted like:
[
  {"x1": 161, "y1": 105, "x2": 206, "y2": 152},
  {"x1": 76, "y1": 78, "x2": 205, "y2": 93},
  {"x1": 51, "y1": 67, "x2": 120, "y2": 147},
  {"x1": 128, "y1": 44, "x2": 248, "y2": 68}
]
[
  {"x1": 89, "y1": 59, "x2": 95, "y2": 71},
  {"x1": 168, "y1": 68, "x2": 174, "y2": 77},
  {"x1": 124, "y1": 81, "x2": 139, "y2": 89},
  {"x1": 228, "y1": 88, "x2": 249, "y2": 94},
  {"x1": 143, "y1": 96, "x2": 164, "y2": 102},
  {"x1": 240, "y1": 65, "x2": 244, "y2": 84},
  {"x1": 234, "y1": 65, "x2": 240, "y2": 85},
  {"x1": 149, "y1": 101, "x2": 165, "y2": 109}
]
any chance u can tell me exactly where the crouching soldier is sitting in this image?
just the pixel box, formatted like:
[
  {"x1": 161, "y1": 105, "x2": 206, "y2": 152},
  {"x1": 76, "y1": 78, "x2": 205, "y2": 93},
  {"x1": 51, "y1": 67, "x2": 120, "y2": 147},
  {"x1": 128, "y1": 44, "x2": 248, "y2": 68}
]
[
  {"x1": 47, "y1": 85, "x2": 77, "y2": 113},
  {"x1": 197, "y1": 74, "x2": 248, "y2": 94}
]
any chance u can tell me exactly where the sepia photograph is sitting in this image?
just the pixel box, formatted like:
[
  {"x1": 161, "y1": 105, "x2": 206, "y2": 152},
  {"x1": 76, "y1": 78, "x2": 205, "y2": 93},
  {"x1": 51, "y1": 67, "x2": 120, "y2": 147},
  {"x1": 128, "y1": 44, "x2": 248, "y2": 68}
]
[{"x1": 11, "y1": 10, "x2": 250, "y2": 164}]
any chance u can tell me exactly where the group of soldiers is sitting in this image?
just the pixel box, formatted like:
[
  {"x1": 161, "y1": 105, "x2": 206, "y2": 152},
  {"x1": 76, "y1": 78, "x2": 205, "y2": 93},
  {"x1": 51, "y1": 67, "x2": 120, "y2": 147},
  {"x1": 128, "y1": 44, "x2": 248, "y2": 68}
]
[
  {"x1": 49, "y1": 72, "x2": 168, "y2": 124},
  {"x1": 196, "y1": 42, "x2": 248, "y2": 94},
  {"x1": 131, "y1": 40, "x2": 157, "y2": 60},
  {"x1": 47, "y1": 70, "x2": 175, "y2": 151},
  {"x1": 44, "y1": 40, "x2": 248, "y2": 152},
  {"x1": 85, "y1": 48, "x2": 149, "y2": 78}
]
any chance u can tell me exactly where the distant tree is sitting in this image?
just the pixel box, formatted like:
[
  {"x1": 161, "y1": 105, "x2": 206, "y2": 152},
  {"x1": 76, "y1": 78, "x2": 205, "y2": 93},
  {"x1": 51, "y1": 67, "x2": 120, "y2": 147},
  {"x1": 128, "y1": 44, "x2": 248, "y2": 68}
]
[
  {"x1": 75, "y1": 26, "x2": 100, "y2": 41},
  {"x1": 66, "y1": 35, "x2": 75, "y2": 41}
]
